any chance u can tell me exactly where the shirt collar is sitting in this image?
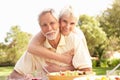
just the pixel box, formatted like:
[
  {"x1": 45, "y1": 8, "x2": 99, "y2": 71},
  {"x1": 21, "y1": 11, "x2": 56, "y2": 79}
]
[{"x1": 43, "y1": 34, "x2": 66, "y2": 49}]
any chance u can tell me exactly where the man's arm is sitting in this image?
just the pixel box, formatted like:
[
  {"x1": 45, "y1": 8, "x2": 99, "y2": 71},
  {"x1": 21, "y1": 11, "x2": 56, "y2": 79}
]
[
  {"x1": 8, "y1": 70, "x2": 24, "y2": 80},
  {"x1": 27, "y1": 32, "x2": 73, "y2": 64},
  {"x1": 45, "y1": 61, "x2": 75, "y2": 72}
]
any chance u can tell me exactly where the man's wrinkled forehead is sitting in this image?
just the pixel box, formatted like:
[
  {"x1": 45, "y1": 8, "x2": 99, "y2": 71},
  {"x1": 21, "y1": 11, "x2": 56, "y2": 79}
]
[{"x1": 38, "y1": 9, "x2": 59, "y2": 22}]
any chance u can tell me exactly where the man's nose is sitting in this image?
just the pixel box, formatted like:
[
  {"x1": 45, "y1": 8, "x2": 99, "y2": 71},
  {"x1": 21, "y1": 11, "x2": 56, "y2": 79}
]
[{"x1": 48, "y1": 25, "x2": 52, "y2": 31}]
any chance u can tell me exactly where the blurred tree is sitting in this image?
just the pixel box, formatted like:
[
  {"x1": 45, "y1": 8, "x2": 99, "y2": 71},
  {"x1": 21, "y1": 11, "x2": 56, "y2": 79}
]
[
  {"x1": 0, "y1": 26, "x2": 32, "y2": 66},
  {"x1": 97, "y1": 0, "x2": 120, "y2": 51},
  {"x1": 78, "y1": 15, "x2": 107, "y2": 56}
]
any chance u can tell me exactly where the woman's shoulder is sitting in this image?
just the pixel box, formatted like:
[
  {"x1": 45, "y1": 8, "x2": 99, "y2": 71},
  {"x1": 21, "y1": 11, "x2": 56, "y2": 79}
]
[{"x1": 72, "y1": 27, "x2": 85, "y2": 39}]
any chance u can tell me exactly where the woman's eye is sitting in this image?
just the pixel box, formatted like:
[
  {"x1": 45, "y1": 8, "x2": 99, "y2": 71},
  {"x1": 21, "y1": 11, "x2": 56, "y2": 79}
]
[{"x1": 71, "y1": 22, "x2": 75, "y2": 25}]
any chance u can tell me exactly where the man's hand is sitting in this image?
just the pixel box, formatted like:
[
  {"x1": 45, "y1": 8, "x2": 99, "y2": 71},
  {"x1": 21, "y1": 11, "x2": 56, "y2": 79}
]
[{"x1": 45, "y1": 61, "x2": 75, "y2": 72}]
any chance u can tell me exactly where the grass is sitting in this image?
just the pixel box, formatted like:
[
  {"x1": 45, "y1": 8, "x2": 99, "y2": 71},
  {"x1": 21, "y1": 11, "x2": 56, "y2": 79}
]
[
  {"x1": 0, "y1": 66, "x2": 118, "y2": 80},
  {"x1": 93, "y1": 67, "x2": 114, "y2": 75},
  {"x1": 0, "y1": 66, "x2": 13, "y2": 80}
]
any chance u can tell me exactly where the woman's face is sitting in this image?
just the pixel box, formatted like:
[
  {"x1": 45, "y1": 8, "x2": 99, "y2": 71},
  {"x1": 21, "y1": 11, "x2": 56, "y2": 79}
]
[{"x1": 59, "y1": 15, "x2": 77, "y2": 36}]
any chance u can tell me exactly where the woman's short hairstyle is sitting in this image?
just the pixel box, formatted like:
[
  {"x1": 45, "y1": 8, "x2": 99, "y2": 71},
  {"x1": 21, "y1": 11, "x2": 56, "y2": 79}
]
[{"x1": 59, "y1": 6, "x2": 78, "y2": 21}]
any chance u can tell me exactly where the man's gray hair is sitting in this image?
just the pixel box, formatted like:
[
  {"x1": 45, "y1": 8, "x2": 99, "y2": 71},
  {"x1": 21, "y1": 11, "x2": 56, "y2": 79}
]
[{"x1": 38, "y1": 8, "x2": 59, "y2": 24}]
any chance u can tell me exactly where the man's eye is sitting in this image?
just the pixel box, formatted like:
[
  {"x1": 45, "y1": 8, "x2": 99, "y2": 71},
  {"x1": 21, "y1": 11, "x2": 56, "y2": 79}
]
[
  {"x1": 63, "y1": 20, "x2": 67, "y2": 23},
  {"x1": 41, "y1": 24, "x2": 47, "y2": 27},
  {"x1": 50, "y1": 22, "x2": 55, "y2": 25}
]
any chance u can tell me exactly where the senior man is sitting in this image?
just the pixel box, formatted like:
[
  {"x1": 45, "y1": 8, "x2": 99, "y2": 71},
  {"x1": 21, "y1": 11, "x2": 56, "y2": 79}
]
[{"x1": 8, "y1": 8, "x2": 92, "y2": 80}]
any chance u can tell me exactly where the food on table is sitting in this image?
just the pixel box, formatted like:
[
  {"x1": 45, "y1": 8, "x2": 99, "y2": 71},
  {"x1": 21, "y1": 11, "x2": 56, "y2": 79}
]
[
  {"x1": 75, "y1": 76, "x2": 120, "y2": 80},
  {"x1": 48, "y1": 70, "x2": 120, "y2": 80},
  {"x1": 47, "y1": 70, "x2": 95, "y2": 80},
  {"x1": 48, "y1": 70, "x2": 95, "y2": 76}
]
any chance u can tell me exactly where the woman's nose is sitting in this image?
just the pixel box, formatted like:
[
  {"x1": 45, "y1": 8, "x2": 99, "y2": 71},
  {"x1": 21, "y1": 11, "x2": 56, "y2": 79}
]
[{"x1": 66, "y1": 24, "x2": 70, "y2": 29}]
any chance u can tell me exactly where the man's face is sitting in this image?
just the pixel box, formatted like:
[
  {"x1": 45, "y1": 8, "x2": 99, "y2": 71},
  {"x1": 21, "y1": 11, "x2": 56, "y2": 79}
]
[
  {"x1": 39, "y1": 13, "x2": 59, "y2": 40},
  {"x1": 59, "y1": 15, "x2": 77, "y2": 36}
]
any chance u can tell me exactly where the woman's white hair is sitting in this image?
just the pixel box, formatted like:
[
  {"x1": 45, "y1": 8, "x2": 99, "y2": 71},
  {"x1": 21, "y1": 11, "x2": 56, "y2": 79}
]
[{"x1": 59, "y1": 5, "x2": 78, "y2": 21}]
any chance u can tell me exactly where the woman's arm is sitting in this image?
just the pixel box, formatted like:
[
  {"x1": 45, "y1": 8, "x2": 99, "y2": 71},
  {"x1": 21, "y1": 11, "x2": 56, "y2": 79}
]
[{"x1": 27, "y1": 32, "x2": 73, "y2": 64}]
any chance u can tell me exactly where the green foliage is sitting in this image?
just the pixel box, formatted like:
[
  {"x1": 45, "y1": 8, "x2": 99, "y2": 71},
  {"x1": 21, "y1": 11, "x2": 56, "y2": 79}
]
[
  {"x1": 0, "y1": 26, "x2": 32, "y2": 66},
  {"x1": 94, "y1": 58, "x2": 120, "y2": 68},
  {"x1": 98, "y1": 0, "x2": 120, "y2": 38},
  {"x1": 97, "y1": 0, "x2": 120, "y2": 51},
  {"x1": 105, "y1": 36, "x2": 120, "y2": 51},
  {"x1": 100, "y1": 59, "x2": 109, "y2": 68},
  {"x1": 107, "y1": 58, "x2": 120, "y2": 67},
  {"x1": 78, "y1": 15, "x2": 107, "y2": 55},
  {"x1": 92, "y1": 60, "x2": 98, "y2": 67}
]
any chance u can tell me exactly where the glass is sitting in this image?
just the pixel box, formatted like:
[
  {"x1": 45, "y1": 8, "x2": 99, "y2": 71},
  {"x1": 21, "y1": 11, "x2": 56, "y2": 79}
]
[
  {"x1": 106, "y1": 63, "x2": 120, "y2": 76},
  {"x1": 106, "y1": 70, "x2": 120, "y2": 80}
]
